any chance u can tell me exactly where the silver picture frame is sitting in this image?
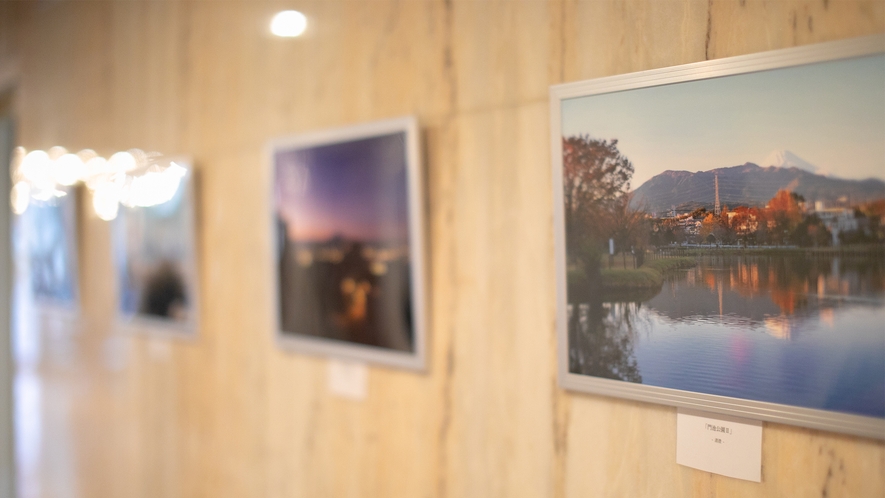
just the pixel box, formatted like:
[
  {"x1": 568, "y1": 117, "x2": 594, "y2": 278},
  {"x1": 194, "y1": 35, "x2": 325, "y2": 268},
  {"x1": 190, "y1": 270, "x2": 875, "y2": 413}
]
[
  {"x1": 113, "y1": 160, "x2": 200, "y2": 338},
  {"x1": 550, "y1": 35, "x2": 885, "y2": 439},
  {"x1": 269, "y1": 116, "x2": 427, "y2": 371}
]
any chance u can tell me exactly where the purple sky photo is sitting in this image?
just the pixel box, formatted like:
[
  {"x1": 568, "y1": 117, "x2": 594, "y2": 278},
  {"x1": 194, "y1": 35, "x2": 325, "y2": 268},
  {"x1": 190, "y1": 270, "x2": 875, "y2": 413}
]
[{"x1": 275, "y1": 132, "x2": 410, "y2": 244}]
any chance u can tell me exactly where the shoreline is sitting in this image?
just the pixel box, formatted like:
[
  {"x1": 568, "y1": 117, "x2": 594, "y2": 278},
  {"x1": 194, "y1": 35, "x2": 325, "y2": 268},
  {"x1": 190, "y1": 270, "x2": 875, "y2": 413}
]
[{"x1": 600, "y1": 257, "x2": 696, "y2": 291}]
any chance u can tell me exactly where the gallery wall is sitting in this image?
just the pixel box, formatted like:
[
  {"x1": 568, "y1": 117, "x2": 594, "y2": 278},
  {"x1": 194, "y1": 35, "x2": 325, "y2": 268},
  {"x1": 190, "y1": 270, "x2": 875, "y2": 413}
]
[{"x1": 1, "y1": 1, "x2": 884, "y2": 497}]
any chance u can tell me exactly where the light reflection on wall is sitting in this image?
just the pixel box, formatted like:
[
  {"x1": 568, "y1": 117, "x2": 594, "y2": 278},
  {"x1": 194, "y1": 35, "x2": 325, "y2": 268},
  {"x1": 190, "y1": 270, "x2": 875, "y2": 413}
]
[{"x1": 9, "y1": 146, "x2": 186, "y2": 221}]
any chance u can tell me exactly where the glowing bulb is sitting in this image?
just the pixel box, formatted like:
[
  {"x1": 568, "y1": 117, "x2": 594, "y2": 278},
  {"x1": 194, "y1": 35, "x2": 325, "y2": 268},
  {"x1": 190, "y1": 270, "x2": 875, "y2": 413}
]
[
  {"x1": 47, "y1": 146, "x2": 67, "y2": 160},
  {"x1": 270, "y1": 10, "x2": 307, "y2": 37},
  {"x1": 10, "y1": 146, "x2": 26, "y2": 181},
  {"x1": 92, "y1": 184, "x2": 120, "y2": 221},
  {"x1": 109, "y1": 151, "x2": 137, "y2": 173},
  {"x1": 168, "y1": 161, "x2": 185, "y2": 175},
  {"x1": 84, "y1": 156, "x2": 110, "y2": 189},
  {"x1": 20, "y1": 150, "x2": 51, "y2": 184},
  {"x1": 77, "y1": 149, "x2": 98, "y2": 162},
  {"x1": 85, "y1": 156, "x2": 109, "y2": 175},
  {"x1": 53, "y1": 153, "x2": 86, "y2": 186},
  {"x1": 121, "y1": 162, "x2": 186, "y2": 208},
  {"x1": 10, "y1": 181, "x2": 30, "y2": 215}
]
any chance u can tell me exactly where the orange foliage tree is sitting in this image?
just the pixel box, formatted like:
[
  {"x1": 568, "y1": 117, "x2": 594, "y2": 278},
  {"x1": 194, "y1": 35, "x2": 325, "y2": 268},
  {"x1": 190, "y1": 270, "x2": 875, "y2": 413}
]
[{"x1": 562, "y1": 135, "x2": 634, "y2": 259}]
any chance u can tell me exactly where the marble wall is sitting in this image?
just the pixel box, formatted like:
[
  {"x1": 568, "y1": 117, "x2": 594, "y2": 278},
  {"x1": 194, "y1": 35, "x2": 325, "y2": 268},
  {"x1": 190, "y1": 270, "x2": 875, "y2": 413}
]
[{"x1": 0, "y1": 1, "x2": 883, "y2": 497}]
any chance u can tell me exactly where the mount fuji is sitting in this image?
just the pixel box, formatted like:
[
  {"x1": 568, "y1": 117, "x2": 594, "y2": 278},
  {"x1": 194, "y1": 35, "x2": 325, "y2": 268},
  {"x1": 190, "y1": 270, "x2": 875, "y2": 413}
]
[{"x1": 759, "y1": 149, "x2": 820, "y2": 174}]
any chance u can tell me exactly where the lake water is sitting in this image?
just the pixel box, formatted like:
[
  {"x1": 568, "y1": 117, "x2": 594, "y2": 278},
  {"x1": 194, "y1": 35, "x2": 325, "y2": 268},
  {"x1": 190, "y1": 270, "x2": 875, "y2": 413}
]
[{"x1": 568, "y1": 253, "x2": 885, "y2": 419}]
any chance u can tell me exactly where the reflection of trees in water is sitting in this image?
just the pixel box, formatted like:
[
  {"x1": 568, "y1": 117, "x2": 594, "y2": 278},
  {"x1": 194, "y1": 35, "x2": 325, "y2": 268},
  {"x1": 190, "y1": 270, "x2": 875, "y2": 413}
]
[
  {"x1": 685, "y1": 253, "x2": 884, "y2": 317},
  {"x1": 568, "y1": 295, "x2": 642, "y2": 383},
  {"x1": 634, "y1": 252, "x2": 885, "y2": 343}
]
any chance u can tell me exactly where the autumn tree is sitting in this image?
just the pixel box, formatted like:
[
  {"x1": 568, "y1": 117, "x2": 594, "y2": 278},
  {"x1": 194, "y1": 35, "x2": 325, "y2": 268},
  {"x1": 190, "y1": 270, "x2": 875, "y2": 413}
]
[
  {"x1": 605, "y1": 193, "x2": 650, "y2": 265},
  {"x1": 767, "y1": 190, "x2": 804, "y2": 244},
  {"x1": 699, "y1": 213, "x2": 717, "y2": 241},
  {"x1": 562, "y1": 135, "x2": 634, "y2": 261},
  {"x1": 789, "y1": 215, "x2": 832, "y2": 247}
]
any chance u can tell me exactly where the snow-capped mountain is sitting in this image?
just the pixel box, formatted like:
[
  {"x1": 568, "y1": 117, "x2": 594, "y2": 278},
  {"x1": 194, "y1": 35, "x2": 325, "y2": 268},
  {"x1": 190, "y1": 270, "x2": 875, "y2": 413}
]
[{"x1": 759, "y1": 149, "x2": 819, "y2": 173}]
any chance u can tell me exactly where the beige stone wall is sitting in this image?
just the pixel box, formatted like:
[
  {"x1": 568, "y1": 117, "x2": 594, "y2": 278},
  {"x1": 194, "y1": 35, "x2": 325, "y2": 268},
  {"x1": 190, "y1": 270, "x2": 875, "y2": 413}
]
[{"x1": 1, "y1": 1, "x2": 883, "y2": 497}]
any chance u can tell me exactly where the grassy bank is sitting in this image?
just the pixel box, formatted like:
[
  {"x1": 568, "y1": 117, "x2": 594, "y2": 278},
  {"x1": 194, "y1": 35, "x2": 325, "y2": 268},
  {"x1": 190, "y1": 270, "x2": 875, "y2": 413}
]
[{"x1": 601, "y1": 257, "x2": 695, "y2": 290}]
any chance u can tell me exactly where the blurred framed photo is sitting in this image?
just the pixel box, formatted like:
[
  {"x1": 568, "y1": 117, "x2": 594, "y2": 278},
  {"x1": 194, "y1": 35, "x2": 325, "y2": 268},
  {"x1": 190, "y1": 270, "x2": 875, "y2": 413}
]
[
  {"x1": 113, "y1": 161, "x2": 199, "y2": 336},
  {"x1": 551, "y1": 35, "x2": 885, "y2": 438},
  {"x1": 14, "y1": 186, "x2": 79, "y2": 314},
  {"x1": 270, "y1": 117, "x2": 426, "y2": 370}
]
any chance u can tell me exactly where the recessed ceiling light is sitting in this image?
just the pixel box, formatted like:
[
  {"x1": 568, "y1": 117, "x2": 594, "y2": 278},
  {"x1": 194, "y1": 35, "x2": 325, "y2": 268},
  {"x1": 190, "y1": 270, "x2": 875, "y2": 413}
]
[{"x1": 271, "y1": 10, "x2": 307, "y2": 38}]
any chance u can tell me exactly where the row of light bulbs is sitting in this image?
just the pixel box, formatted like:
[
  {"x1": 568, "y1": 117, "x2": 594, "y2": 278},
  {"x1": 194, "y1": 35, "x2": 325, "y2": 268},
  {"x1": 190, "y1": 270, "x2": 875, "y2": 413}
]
[
  {"x1": 9, "y1": 146, "x2": 187, "y2": 221},
  {"x1": 7, "y1": 9, "x2": 306, "y2": 217}
]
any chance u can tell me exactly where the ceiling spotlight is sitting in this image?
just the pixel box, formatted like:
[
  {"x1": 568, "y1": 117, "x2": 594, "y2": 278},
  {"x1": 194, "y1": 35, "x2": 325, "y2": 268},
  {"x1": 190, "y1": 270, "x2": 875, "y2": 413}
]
[{"x1": 271, "y1": 10, "x2": 307, "y2": 38}]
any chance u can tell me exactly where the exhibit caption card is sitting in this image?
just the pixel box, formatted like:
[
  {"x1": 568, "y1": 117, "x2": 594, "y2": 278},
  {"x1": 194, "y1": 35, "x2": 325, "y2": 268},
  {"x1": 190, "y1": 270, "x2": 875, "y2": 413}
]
[
  {"x1": 328, "y1": 359, "x2": 368, "y2": 400},
  {"x1": 676, "y1": 408, "x2": 762, "y2": 482}
]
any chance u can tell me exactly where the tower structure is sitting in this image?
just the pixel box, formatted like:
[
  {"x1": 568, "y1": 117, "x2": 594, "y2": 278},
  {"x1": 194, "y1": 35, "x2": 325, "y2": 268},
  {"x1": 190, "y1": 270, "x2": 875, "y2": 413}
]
[{"x1": 714, "y1": 173, "x2": 721, "y2": 216}]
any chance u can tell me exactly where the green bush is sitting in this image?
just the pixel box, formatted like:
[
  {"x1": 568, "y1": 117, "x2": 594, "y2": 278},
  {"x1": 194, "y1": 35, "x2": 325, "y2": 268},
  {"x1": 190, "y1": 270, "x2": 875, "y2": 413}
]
[
  {"x1": 600, "y1": 257, "x2": 696, "y2": 290},
  {"x1": 600, "y1": 267, "x2": 662, "y2": 289},
  {"x1": 643, "y1": 257, "x2": 695, "y2": 273}
]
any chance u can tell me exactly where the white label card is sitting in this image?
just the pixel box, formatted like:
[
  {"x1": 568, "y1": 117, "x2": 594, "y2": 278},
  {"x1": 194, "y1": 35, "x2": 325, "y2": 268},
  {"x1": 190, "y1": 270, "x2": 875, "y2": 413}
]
[
  {"x1": 676, "y1": 408, "x2": 762, "y2": 482},
  {"x1": 328, "y1": 359, "x2": 368, "y2": 400},
  {"x1": 147, "y1": 338, "x2": 172, "y2": 362}
]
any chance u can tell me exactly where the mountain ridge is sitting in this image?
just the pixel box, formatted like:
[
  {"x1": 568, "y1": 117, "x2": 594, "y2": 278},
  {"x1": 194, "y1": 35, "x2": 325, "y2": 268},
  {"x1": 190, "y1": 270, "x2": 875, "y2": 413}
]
[{"x1": 630, "y1": 162, "x2": 885, "y2": 214}]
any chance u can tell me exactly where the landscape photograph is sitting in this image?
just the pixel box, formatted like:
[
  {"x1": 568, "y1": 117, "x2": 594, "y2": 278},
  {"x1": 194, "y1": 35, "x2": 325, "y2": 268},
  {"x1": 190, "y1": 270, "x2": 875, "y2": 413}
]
[
  {"x1": 560, "y1": 53, "x2": 885, "y2": 419},
  {"x1": 274, "y1": 131, "x2": 415, "y2": 353}
]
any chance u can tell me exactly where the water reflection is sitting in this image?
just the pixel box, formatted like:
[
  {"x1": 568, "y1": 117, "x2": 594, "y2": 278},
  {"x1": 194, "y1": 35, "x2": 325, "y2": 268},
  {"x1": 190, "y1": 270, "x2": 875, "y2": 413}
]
[
  {"x1": 569, "y1": 253, "x2": 885, "y2": 418},
  {"x1": 568, "y1": 301, "x2": 642, "y2": 382},
  {"x1": 648, "y1": 254, "x2": 884, "y2": 339}
]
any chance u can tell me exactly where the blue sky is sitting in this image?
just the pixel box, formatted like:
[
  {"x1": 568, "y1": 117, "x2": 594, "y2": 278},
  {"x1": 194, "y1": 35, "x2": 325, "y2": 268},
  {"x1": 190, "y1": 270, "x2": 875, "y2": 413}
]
[{"x1": 561, "y1": 53, "x2": 885, "y2": 189}]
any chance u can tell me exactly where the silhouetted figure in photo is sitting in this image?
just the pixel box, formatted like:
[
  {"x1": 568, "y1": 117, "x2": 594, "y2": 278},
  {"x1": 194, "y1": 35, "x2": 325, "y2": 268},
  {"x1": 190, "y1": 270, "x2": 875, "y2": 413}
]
[
  {"x1": 140, "y1": 261, "x2": 188, "y2": 320},
  {"x1": 333, "y1": 242, "x2": 375, "y2": 343}
]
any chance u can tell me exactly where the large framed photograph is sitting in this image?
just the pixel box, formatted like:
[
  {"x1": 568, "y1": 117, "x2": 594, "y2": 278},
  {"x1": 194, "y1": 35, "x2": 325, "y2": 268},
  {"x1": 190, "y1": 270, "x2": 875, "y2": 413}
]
[
  {"x1": 113, "y1": 161, "x2": 199, "y2": 336},
  {"x1": 270, "y1": 117, "x2": 426, "y2": 370},
  {"x1": 551, "y1": 35, "x2": 885, "y2": 439}
]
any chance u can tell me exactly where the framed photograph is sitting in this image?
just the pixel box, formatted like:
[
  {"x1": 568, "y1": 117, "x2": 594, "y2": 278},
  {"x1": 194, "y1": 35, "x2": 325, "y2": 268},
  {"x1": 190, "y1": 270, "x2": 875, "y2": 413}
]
[
  {"x1": 14, "y1": 186, "x2": 79, "y2": 314},
  {"x1": 550, "y1": 35, "x2": 885, "y2": 439},
  {"x1": 270, "y1": 117, "x2": 426, "y2": 370},
  {"x1": 113, "y1": 161, "x2": 199, "y2": 336}
]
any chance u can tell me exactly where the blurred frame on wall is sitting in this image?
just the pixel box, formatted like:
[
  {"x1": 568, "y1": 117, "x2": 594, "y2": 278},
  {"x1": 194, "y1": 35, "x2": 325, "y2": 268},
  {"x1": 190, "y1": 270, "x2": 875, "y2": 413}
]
[
  {"x1": 13, "y1": 186, "x2": 80, "y2": 317},
  {"x1": 269, "y1": 117, "x2": 427, "y2": 370},
  {"x1": 113, "y1": 161, "x2": 199, "y2": 336}
]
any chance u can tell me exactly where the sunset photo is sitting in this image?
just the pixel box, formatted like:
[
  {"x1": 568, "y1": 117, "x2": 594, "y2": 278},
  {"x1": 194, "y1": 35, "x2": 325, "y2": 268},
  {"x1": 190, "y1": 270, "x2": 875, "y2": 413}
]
[{"x1": 273, "y1": 122, "x2": 421, "y2": 360}]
